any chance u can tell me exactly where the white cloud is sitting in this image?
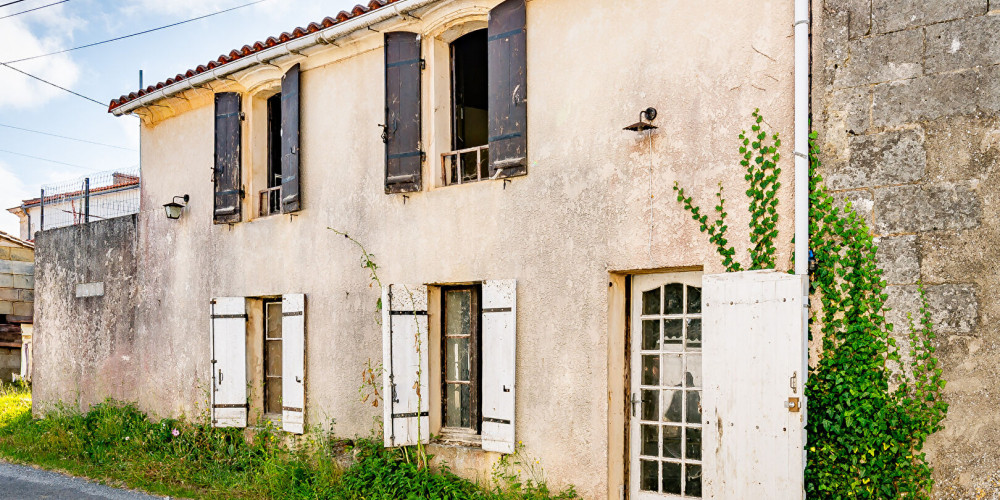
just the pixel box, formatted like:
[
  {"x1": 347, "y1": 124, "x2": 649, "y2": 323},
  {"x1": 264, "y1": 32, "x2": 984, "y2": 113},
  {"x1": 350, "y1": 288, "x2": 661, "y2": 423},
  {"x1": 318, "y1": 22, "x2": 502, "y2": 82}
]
[
  {"x1": 0, "y1": 11, "x2": 82, "y2": 110},
  {"x1": 0, "y1": 161, "x2": 32, "y2": 237}
]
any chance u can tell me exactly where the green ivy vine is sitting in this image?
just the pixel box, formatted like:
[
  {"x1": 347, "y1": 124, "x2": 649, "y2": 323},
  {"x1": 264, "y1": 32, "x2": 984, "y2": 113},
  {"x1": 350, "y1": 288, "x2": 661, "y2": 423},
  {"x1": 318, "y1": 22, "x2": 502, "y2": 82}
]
[{"x1": 674, "y1": 111, "x2": 947, "y2": 499}]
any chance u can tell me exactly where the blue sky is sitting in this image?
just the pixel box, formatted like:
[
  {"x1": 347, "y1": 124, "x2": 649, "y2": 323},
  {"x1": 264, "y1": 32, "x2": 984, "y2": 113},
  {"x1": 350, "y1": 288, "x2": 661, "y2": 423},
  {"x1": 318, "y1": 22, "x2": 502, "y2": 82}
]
[{"x1": 0, "y1": 0, "x2": 359, "y2": 235}]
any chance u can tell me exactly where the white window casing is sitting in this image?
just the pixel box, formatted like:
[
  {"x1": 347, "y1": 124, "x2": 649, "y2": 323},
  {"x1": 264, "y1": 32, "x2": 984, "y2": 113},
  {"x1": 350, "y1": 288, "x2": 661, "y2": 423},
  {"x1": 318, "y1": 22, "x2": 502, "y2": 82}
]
[
  {"x1": 282, "y1": 293, "x2": 306, "y2": 434},
  {"x1": 481, "y1": 279, "x2": 517, "y2": 454},
  {"x1": 382, "y1": 284, "x2": 430, "y2": 447},
  {"x1": 701, "y1": 270, "x2": 807, "y2": 499},
  {"x1": 211, "y1": 297, "x2": 248, "y2": 428}
]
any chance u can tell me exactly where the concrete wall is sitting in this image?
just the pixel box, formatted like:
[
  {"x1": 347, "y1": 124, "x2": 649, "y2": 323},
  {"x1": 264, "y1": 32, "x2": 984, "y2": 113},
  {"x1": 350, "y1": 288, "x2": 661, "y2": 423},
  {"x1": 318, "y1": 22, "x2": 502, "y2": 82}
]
[
  {"x1": 33, "y1": 215, "x2": 139, "y2": 410},
  {"x1": 35, "y1": 0, "x2": 795, "y2": 497},
  {"x1": 814, "y1": 1, "x2": 1000, "y2": 497}
]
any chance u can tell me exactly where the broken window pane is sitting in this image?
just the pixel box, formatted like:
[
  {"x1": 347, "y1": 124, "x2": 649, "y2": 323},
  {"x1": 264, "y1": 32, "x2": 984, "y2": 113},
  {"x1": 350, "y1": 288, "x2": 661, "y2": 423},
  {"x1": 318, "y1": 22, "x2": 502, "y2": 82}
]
[
  {"x1": 664, "y1": 283, "x2": 683, "y2": 315},
  {"x1": 643, "y1": 287, "x2": 661, "y2": 315},
  {"x1": 640, "y1": 460, "x2": 658, "y2": 491},
  {"x1": 686, "y1": 285, "x2": 702, "y2": 314},
  {"x1": 687, "y1": 427, "x2": 702, "y2": 461},
  {"x1": 662, "y1": 425, "x2": 682, "y2": 459},
  {"x1": 685, "y1": 464, "x2": 703, "y2": 497},
  {"x1": 662, "y1": 461, "x2": 682, "y2": 495},
  {"x1": 641, "y1": 424, "x2": 658, "y2": 456},
  {"x1": 642, "y1": 355, "x2": 659, "y2": 386},
  {"x1": 664, "y1": 319, "x2": 683, "y2": 350},
  {"x1": 642, "y1": 319, "x2": 660, "y2": 350},
  {"x1": 687, "y1": 318, "x2": 702, "y2": 349},
  {"x1": 641, "y1": 389, "x2": 659, "y2": 421}
]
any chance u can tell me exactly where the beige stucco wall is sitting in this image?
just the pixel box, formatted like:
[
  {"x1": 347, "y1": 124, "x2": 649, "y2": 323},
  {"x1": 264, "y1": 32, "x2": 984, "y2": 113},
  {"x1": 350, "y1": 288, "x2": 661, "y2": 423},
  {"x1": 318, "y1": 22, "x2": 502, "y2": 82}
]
[{"x1": 42, "y1": 0, "x2": 794, "y2": 497}]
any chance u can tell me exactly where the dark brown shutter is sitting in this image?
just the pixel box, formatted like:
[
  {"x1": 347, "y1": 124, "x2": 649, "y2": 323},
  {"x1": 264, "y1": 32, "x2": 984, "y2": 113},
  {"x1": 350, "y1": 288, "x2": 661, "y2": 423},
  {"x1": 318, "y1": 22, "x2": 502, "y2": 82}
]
[
  {"x1": 281, "y1": 64, "x2": 301, "y2": 213},
  {"x1": 384, "y1": 32, "x2": 423, "y2": 194},
  {"x1": 488, "y1": 0, "x2": 527, "y2": 179},
  {"x1": 214, "y1": 92, "x2": 243, "y2": 223}
]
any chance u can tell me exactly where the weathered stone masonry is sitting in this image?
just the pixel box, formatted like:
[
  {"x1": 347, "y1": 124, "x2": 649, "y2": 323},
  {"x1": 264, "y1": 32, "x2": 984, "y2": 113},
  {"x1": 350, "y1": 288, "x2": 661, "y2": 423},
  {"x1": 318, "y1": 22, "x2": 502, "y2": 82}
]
[{"x1": 817, "y1": 0, "x2": 1000, "y2": 496}]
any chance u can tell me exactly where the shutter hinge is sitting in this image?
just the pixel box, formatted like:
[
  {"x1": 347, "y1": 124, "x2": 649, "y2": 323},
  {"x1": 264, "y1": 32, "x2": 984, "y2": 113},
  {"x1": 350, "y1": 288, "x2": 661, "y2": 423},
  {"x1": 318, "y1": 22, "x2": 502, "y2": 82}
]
[
  {"x1": 239, "y1": 112, "x2": 246, "y2": 121},
  {"x1": 210, "y1": 299, "x2": 217, "y2": 304},
  {"x1": 419, "y1": 58, "x2": 426, "y2": 70}
]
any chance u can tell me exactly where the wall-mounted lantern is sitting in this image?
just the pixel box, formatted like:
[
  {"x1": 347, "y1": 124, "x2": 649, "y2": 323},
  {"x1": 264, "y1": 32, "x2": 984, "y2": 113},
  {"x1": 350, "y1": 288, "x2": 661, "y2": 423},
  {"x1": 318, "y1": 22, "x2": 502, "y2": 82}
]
[
  {"x1": 163, "y1": 195, "x2": 189, "y2": 220},
  {"x1": 624, "y1": 107, "x2": 658, "y2": 132}
]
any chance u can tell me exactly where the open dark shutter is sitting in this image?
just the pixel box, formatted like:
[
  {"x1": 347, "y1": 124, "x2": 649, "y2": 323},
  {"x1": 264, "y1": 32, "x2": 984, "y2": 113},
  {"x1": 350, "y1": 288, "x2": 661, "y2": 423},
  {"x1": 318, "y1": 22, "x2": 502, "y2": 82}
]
[
  {"x1": 384, "y1": 32, "x2": 423, "y2": 194},
  {"x1": 281, "y1": 64, "x2": 301, "y2": 212},
  {"x1": 488, "y1": 0, "x2": 527, "y2": 179},
  {"x1": 214, "y1": 92, "x2": 242, "y2": 223}
]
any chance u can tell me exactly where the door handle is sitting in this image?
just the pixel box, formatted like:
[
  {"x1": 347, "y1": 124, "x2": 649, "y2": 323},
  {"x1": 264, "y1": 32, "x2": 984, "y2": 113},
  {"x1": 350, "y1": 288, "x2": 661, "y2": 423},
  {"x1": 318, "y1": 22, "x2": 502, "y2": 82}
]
[
  {"x1": 218, "y1": 369, "x2": 223, "y2": 384},
  {"x1": 631, "y1": 393, "x2": 641, "y2": 417}
]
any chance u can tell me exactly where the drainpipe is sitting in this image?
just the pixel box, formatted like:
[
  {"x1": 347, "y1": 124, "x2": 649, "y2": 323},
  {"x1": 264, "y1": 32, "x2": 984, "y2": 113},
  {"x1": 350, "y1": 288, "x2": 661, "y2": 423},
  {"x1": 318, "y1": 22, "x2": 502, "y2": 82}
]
[{"x1": 793, "y1": 0, "x2": 810, "y2": 484}]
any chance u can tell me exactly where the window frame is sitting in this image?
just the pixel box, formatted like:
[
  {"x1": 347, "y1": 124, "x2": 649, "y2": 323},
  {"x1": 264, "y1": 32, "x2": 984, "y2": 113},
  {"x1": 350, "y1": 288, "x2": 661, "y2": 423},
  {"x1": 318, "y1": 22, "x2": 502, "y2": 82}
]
[
  {"x1": 439, "y1": 284, "x2": 483, "y2": 442},
  {"x1": 443, "y1": 29, "x2": 490, "y2": 186},
  {"x1": 263, "y1": 298, "x2": 283, "y2": 417}
]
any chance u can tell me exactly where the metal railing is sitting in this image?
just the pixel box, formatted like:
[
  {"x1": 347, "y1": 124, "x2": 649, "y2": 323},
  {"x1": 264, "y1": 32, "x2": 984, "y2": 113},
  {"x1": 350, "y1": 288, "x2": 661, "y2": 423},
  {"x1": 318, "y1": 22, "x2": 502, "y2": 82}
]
[
  {"x1": 442, "y1": 144, "x2": 489, "y2": 185},
  {"x1": 37, "y1": 167, "x2": 140, "y2": 233}
]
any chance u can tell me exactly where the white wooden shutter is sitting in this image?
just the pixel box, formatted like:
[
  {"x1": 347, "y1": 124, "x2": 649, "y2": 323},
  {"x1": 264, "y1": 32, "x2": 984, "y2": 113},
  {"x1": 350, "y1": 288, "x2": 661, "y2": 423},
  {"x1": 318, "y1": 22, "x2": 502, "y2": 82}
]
[
  {"x1": 382, "y1": 284, "x2": 429, "y2": 447},
  {"x1": 702, "y1": 270, "x2": 807, "y2": 499},
  {"x1": 211, "y1": 297, "x2": 247, "y2": 428},
  {"x1": 481, "y1": 279, "x2": 517, "y2": 453},
  {"x1": 282, "y1": 293, "x2": 305, "y2": 434}
]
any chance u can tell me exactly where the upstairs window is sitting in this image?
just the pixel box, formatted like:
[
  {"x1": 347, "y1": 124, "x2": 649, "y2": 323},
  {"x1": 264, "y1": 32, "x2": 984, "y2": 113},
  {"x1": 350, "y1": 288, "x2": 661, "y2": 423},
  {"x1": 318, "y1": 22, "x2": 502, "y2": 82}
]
[
  {"x1": 261, "y1": 94, "x2": 283, "y2": 217},
  {"x1": 445, "y1": 30, "x2": 489, "y2": 185}
]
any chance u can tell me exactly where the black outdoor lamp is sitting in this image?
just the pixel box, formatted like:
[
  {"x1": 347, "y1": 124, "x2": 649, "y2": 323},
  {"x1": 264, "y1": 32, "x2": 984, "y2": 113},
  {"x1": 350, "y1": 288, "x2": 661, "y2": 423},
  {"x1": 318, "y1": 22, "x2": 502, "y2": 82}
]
[
  {"x1": 624, "y1": 107, "x2": 658, "y2": 132},
  {"x1": 163, "y1": 195, "x2": 189, "y2": 220}
]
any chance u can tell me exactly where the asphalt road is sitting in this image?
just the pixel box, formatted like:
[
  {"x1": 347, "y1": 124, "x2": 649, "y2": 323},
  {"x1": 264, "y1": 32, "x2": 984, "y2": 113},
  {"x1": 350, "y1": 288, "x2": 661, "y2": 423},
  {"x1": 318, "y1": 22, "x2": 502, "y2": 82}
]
[{"x1": 0, "y1": 462, "x2": 168, "y2": 499}]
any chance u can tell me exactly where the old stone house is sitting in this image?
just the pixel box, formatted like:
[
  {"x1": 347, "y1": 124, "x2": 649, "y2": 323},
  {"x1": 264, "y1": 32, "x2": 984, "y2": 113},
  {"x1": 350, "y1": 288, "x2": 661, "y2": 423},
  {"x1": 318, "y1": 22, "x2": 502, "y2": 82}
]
[
  {"x1": 0, "y1": 230, "x2": 33, "y2": 382},
  {"x1": 28, "y1": 0, "x2": 1000, "y2": 498}
]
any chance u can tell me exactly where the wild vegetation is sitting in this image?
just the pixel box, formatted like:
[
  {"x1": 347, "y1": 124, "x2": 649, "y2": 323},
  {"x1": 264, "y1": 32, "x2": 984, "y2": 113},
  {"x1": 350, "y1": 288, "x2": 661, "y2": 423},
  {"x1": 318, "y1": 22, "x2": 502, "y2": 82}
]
[
  {"x1": 0, "y1": 383, "x2": 575, "y2": 499},
  {"x1": 674, "y1": 111, "x2": 947, "y2": 498}
]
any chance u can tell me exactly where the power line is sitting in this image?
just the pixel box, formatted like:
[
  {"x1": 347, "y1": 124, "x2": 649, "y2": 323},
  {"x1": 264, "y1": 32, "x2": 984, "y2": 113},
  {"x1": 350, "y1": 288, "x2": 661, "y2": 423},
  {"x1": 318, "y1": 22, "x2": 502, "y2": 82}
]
[
  {"x1": 0, "y1": 123, "x2": 136, "y2": 151},
  {"x1": 0, "y1": 148, "x2": 99, "y2": 172},
  {"x1": 0, "y1": 0, "x2": 29, "y2": 9},
  {"x1": 3, "y1": 0, "x2": 271, "y2": 64},
  {"x1": 0, "y1": 61, "x2": 106, "y2": 106},
  {"x1": 0, "y1": 0, "x2": 69, "y2": 20}
]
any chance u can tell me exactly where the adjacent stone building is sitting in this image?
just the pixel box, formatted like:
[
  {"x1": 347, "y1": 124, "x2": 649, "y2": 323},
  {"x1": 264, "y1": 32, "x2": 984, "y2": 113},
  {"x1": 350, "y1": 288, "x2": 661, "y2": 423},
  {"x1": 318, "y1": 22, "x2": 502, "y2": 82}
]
[
  {"x1": 0, "y1": 230, "x2": 34, "y2": 382},
  {"x1": 815, "y1": 0, "x2": 1000, "y2": 496}
]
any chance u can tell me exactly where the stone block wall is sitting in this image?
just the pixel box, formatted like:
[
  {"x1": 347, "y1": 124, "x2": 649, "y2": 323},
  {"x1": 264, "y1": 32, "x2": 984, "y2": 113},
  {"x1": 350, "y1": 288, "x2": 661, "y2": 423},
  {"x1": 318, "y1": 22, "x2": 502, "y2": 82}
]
[
  {"x1": 0, "y1": 242, "x2": 34, "y2": 318},
  {"x1": 816, "y1": 1, "x2": 1000, "y2": 496}
]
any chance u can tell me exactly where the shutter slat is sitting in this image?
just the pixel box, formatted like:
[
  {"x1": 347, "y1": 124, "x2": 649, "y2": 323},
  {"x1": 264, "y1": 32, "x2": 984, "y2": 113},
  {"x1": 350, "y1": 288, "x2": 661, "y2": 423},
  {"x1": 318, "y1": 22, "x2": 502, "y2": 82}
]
[
  {"x1": 214, "y1": 93, "x2": 243, "y2": 223},
  {"x1": 382, "y1": 284, "x2": 429, "y2": 447},
  {"x1": 282, "y1": 293, "x2": 305, "y2": 434},
  {"x1": 488, "y1": 0, "x2": 527, "y2": 179},
  {"x1": 384, "y1": 32, "x2": 423, "y2": 194},
  {"x1": 211, "y1": 297, "x2": 247, "y2": 428},
  {"x1": 280, "y1": 64, "x2": 301, "y2": 213},
  {"x1": 481, "y1": 280, "x2": 516, "y2": 453}
]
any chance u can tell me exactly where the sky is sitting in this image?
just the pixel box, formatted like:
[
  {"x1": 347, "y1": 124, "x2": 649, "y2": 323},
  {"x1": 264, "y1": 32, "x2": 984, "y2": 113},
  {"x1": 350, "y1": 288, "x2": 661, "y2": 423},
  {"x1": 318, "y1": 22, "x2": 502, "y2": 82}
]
[{"x1": 0, "y1": 0, "x2": 359, "y2": 235}]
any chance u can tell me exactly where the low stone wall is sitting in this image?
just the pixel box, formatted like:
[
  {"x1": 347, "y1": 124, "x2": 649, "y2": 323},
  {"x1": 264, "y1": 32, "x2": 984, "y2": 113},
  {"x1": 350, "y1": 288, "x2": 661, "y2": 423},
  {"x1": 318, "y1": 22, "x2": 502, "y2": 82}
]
[{"x1": 32, "y1": 215, "x2": 139, "y2": 413}]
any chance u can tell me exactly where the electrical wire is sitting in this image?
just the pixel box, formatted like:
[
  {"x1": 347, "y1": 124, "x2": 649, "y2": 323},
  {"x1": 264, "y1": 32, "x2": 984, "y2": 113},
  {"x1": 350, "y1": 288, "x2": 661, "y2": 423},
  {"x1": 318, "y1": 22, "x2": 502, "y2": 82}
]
[
  {"x1": 0, "y1": 0, "x2": 69, "y2": 20},
  {"x1": 0, "y1": 148, "x2": 99, "y2": 171},
  {"x1": 0, "y1": 122, "x2": 136, "y2": 151},
  {"x1": 0, "y1": 0, "x2": 29, "y2": 9},
  {"x1": 0, "y1": 61, "x2": 106, "y2": 106},
  {"x1": 3, "y1": 0, "x2": 271, "y2": 64}
]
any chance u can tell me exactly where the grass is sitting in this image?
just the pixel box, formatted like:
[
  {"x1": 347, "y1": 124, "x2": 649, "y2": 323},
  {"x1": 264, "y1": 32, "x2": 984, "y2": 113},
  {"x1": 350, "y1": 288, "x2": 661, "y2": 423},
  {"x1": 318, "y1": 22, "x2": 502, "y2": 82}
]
[{"x1": 0, "y1": 384, "x2": 576, "y2": 499}]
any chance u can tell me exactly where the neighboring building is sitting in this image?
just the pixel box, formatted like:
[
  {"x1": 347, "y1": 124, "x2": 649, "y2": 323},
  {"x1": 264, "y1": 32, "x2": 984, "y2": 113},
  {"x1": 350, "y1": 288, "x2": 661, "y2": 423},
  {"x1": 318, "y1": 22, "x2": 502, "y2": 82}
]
[
  {"x1": 0, "y1": 230, "x2": 33, "y2": 383},
  {"x1": 28, "y1": 0, "x2": 999, "y2": 498},
  {"x1": 7, "y1": 170, "x2": 140, "y2": 241}
]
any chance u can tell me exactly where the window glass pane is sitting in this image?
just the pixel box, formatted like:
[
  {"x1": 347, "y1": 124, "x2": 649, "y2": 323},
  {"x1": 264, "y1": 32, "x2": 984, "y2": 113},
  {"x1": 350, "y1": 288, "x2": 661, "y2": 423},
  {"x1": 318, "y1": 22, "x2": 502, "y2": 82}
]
[
  {"x1": 265, "y1": 340, "x2": 282, "y2": 377},
  {"x1": 664, "y1": 283, "x2": 683, "y2": 315},
  {"x1": 641, "y1": 424, "x2": 658, "y2": 456},
  {"x1": 265, "y1": 378, "x2": 282, "y2": 414},
  {"x1": 641, "y1": 355, "x2": 659, "y2": 386},
  {"x1": 642, "y1": 287, "x2": 660, "y2": 315},
  {"x1": 687, "y1": 318, "x2": 702, "y2": 349},
  {"x1": 663, "y1": 319, "x2": 683, "y2": 350},
  {"x1": 640, "y1": 460, "x2": 658, "y2": 492},
  {"x1": 266, "y1": 302, "x2": 282, "y2": 339},
  {"x1": 642, "y1": 320, "x2": 660, "y2": 350},
  {"x1": 641, "y1": 389, "x2": 658, "y2": 421},
  {"x1": 445, "y1": 337, "x2": 470, "y2": 381},
  {"x1": 662, "y1": 425, "x2": 682, "y2": 459},
  {"x1": 662, "y1": 461, "x2": 682, "y2": 495},
  {"x1": 688, "y1": 354, "x2": 702, "y2": 388},
  {"x1": 685, "y1": 464, "x2": 703, "y2": 497},
  {"x1": 686, "y1": 390, "x2": 702, "y2": 424},
  {"x1": 687, "y1": 427, "x2": 702, "y2": 461},
  {"x1": 445, "y1": 383, "x2": 471, "y2": 428},
  {"x1": 662, "y1": 354, "x2": 683, "y2": 387},
  {"x1": 662, "y1": 389, "x2": 682, "y2": 422},
  {"x1": 686, "y1": 285, "x2": 702, "y2": 314},
  {"x1": 444, "y1": 290, "x2": 472, "y2": 338}
]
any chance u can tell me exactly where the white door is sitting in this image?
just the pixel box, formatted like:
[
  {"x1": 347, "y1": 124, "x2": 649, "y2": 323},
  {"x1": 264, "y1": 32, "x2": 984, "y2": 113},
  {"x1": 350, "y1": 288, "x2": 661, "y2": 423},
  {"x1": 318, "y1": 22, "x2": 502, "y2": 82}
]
[{"x1": 630, "y1": 272, "x2": 704, "y2": 499}]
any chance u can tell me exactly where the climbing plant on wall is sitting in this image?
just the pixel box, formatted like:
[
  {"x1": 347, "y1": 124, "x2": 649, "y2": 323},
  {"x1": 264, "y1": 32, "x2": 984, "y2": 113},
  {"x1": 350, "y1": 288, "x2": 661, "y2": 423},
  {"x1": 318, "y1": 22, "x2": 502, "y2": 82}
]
[{"x1": 674, "y1": 111, "x2": 947, "y2": 499}]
